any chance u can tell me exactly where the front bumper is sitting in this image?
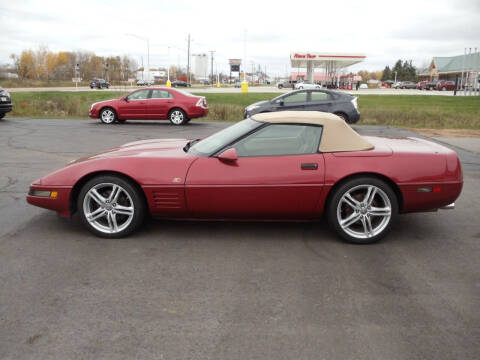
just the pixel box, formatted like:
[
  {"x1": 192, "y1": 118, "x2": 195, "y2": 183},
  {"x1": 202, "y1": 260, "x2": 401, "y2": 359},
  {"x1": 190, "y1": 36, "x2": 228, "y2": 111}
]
[
  {"x1": 26, "y1": 185, "x2": 72, "y2": 218},
  {"x1": 0, "y1": 103, "x2": 13, "y2": 113},
  {"x1": 89, "y1": 108, "x2": 99, "y2": 118}
]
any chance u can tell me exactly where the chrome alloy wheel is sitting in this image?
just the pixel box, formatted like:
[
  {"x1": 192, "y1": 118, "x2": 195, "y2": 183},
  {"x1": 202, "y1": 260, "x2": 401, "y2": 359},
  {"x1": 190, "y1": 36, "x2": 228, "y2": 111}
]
[
  {"x1": 336, "y1": 184, "x2": 392, "y2": 240},
  {"x1": 170, "y1": 110, "x2": 184, "y2": 124},
  {"x1": 101, "y1": 109, "x2": 115, "y2": 123},
  {"x1": 82, "y1": 183, "x2": 134, "y2": 234}
]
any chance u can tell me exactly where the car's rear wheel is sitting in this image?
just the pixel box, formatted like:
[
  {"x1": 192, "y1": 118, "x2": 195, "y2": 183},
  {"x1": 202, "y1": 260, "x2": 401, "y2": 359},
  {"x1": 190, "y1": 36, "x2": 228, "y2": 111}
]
[
  {"x1": 327, "y1": 177, "x2": 398, "y2": 244},
  {"x1": 78, "y1": 175, "x2": 146, "y2": 238},
  {"x1": 100, "y1": 108, "x2": 117, "y2": 124},
  {"x1": 168, "y1": 108, "x2": 187, "y2": 125},
  {"x1": 334, "y1": 112, "x2": 350, "y2": 123}
]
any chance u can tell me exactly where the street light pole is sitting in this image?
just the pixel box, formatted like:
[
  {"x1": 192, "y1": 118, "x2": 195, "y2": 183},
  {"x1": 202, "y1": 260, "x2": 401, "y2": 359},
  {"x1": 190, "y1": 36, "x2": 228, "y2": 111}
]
[
  {"x1": 167, "y1": 46, "x2": 171, "y2": 87},
  {"x1": 126, "y1": 33, "x2": 150, "y2": 83},
  {"x1": 209, "y1": 50, "x2": 215, "y2": 86},
  {"x1": 242, "y1": 29, "x2": 248, "y2": 93}
]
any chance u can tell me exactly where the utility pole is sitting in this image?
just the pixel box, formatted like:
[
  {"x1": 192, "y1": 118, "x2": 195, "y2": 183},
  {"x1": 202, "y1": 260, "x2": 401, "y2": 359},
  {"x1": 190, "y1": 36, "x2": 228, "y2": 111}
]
[
  {"x1": 186, "y1": 33, "x2": 191, "y2": 84},
  {"x1": 209, "y1": 50, "x2": 215, "y2": 86}
]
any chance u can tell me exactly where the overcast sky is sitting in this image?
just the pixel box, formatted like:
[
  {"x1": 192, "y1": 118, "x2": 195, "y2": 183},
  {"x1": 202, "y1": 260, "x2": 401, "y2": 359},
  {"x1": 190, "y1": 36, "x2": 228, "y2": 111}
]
[{"x1": 0, "y1": 0, "x2": 479, "y2": 75}]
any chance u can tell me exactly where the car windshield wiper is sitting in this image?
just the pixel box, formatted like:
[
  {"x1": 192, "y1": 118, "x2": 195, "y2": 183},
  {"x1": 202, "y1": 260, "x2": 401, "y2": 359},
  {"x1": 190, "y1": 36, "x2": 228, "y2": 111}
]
[{"x1": 183, "y1": 139, "x2": 200, "y2": 152}]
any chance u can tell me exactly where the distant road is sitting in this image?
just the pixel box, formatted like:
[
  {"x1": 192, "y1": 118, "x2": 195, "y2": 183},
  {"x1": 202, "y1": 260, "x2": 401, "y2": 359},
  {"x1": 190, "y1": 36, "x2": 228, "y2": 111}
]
[{"x1": 5, "y1": 85, "x2": 467, "y2": 96}]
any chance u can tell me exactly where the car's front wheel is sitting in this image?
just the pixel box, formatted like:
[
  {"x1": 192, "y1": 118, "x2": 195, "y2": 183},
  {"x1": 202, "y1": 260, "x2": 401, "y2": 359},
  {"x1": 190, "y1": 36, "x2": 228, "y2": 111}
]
[
  {"x1": 168, "y1": 108, "x2": 187, "y2": 125},
  {"x1": 327, "y1": 177, "x2": 398, "y2": 244},
  {"x1": 78, "y1": 175, "x2": 146, "y2": 238},
  {"x1": 100, "y1": 108, "x2": 117, "y2": 124}
]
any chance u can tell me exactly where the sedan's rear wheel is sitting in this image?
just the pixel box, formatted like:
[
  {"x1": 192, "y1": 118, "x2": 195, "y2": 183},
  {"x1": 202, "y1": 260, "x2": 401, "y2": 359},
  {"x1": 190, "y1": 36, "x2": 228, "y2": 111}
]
[
  {"x1": 327, "y1": 177, "x2": 398, "y2": 244},
  {"x1": 168, "y1": 108, "x2": 187, "y2": 125},
  {"x1": 78, "y1": 175, "x2": 145, "y2": 238},
  {"x1": 100, "y1": 108, "x2": 116, "y2": 124},
  {"x1": 334, "y1": 112, "x2": 350, "y2": 123}
]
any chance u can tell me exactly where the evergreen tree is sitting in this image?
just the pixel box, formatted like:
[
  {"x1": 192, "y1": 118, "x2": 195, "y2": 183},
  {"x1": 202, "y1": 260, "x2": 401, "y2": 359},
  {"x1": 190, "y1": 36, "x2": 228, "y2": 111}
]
[{"x1": 381, "y1": 66, "x2": 392, "y2": 81}]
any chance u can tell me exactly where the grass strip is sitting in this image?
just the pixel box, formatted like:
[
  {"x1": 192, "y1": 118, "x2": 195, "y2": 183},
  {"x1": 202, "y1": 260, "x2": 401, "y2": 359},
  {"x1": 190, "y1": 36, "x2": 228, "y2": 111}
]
[{"x1": 8, "y1": 91, "x2": 480, "y2": 129}]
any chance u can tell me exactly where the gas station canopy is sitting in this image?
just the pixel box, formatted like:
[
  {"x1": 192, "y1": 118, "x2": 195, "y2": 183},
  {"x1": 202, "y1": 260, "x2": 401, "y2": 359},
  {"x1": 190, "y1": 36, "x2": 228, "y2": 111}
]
[
  {"x1": 291, "y1": 52, "x2": 366, "y2": 68},
  {"x1": 290, "y1": 52, "x2": 366, "y2": 84}
]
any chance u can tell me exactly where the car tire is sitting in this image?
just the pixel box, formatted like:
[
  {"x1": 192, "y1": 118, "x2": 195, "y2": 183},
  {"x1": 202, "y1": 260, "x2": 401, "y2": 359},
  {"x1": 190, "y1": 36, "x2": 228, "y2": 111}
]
[
  {"x1": 299, "y1": 86, "x2": 304, "y2": 89},
  {"x1": 168, "y1": 108, "x2": 187, "y2": 125},
  {"x1": 90, "y1": 86, "x2": 94, "y2": 89},
  {"x1": 0, "y1": 113, "x2": 5, "y2": 119},
  {"x1": 100, "y1": 108, "x2": 117, "y2": 124},
  {"x1": 327, "y1": 177, "x2": 398, "y2": 244},
  {"x1": 441, "y1": 87, "x2": 446, "y2": 91},
  {"x1": 77, "y1": 175, "x2": 146, "y2": 238},
  {"x1": 278, "y1": 85, "x2": 283, "y2": 89}
]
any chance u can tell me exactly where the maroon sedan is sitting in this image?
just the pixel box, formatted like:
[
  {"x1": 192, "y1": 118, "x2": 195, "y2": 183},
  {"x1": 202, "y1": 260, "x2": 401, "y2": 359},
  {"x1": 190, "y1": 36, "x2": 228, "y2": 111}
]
[{"x1": 89, "y1": 87, "x2": 208, "y2": 125}]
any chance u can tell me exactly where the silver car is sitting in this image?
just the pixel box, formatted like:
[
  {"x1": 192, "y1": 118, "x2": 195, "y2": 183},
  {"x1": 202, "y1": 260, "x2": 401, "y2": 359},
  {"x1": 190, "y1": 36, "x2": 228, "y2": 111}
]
[{"x1": 294, "y1": 81, "x2": 322, "y2": 90}]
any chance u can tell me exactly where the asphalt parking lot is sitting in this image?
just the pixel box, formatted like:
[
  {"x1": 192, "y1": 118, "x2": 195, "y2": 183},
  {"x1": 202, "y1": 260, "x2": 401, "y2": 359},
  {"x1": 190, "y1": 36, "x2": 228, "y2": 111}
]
[{"x1": 1, "y1": 118, "x2": 479, "y2": 360}]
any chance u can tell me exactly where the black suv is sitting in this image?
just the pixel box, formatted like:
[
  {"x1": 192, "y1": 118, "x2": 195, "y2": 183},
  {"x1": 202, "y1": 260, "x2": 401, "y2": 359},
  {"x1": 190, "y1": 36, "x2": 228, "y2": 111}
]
[
  {"x1": 90, "y1": 78, "x2": 110, "y2": 89},
  {"x1": 0, "y1": 87, "x2": 12, "y2": 119}
]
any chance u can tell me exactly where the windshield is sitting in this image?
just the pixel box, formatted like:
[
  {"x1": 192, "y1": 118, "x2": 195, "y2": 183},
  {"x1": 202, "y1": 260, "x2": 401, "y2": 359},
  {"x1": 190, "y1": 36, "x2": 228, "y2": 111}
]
[{"x1": 189, "y1": 118, "x2": 263, "y2": 156}]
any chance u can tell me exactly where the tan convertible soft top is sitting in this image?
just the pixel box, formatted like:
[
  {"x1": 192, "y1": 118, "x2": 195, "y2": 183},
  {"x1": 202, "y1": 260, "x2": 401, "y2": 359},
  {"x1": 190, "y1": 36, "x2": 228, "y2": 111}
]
[{"x1": 251, "y1": 111, "x2": 374, "y2": 152}]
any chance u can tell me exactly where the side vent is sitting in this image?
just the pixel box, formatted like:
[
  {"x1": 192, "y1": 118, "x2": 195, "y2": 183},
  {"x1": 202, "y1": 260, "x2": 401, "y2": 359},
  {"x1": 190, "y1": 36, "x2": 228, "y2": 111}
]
[{"x1": 152, "y1": 191, "x2": 181, "y2": 209}]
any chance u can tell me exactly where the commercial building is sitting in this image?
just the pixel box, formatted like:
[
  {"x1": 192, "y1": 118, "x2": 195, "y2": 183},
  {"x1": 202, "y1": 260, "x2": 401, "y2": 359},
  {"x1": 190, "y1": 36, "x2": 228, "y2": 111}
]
[
  {"x1": 191, "y1": 54, "x2": 208, "y2": 81},
  {"x1": 419, "y1": 51, "x2": 480, "y2": 85},
  {"x1": 136, "y1": 70, "x2": 166, "y2": 82}
]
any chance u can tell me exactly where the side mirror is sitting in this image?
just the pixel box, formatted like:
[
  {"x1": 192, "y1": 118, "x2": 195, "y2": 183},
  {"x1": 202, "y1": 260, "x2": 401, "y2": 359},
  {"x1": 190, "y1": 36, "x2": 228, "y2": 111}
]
[
  {"x1": 279, "y1": 100, "x2": 284, "y2": 106},
  {"x1": 123, "y1": 96, "x2": 129, "y2": 102},
  {"x1": 218, "y1": 148, "x2": 238, "y2": 162}
]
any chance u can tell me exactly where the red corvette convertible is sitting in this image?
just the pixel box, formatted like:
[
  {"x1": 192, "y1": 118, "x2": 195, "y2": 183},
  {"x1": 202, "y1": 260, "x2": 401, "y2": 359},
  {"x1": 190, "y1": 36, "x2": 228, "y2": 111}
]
[
  {"x1": 27, "y1": 111, "x2": 462, "y2": 244},
  {"x1": 88, "y1": 87, "x2": 208, "y2": 125}
]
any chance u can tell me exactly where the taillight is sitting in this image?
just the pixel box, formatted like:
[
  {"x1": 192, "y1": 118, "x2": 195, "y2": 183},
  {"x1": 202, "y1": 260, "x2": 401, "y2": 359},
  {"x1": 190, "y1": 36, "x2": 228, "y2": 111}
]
[
  {"x1": 196, "y1": 97, "x2": 207, "y2": 109},
  {"x1": 351, "y1": 97, "x2": 358, "y2": 110}
]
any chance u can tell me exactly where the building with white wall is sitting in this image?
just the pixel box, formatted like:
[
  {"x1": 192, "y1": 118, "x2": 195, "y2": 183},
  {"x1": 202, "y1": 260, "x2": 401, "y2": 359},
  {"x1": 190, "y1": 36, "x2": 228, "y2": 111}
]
[{"x1": 191, "y1": 54, "x2": 208, "y2": 81}]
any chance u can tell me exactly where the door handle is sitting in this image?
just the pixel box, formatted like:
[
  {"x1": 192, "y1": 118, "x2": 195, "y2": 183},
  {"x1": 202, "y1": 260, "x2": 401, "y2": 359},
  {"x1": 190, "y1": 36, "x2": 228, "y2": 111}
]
[{"x1": 301, "y1": 163, "x2": 318, "y2": 170}]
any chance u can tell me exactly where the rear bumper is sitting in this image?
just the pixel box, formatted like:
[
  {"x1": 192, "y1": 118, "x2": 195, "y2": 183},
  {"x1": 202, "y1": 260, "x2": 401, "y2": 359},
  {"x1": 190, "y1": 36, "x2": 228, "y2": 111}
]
[
  {"x1": 188, "y1": 108, "x2": 208, "y2": 119},
  {"x1": 400, "y1": 181, "x2": 463, "y2": 213}
]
